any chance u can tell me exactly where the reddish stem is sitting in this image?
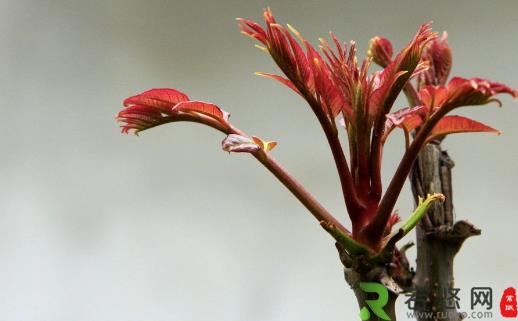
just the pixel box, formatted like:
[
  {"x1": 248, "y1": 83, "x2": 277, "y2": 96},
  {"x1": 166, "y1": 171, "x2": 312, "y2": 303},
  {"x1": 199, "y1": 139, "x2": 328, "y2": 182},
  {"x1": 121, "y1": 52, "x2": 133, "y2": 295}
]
[
  {"x1": 304, "y1": 96, "x2": 366, "y2": 216},
  {"x1": 177, "y1": 113, "x2": 351, "y2": 234},
  {"x1": 364, "y1": 107, "x2": 449, "y2": 243},
  {"x1": 252, "y1": 149, "x2": 351, "y2": 234}
]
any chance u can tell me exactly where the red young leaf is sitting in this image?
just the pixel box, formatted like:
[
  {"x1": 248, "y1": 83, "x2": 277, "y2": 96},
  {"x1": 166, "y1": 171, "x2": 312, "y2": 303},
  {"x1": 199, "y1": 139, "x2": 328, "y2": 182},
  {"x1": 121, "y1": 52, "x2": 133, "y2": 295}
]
[
  {"x1": 426, "y1": 115, "x2": 500, "y2": 142},
  {"x1": 420, "y1": 77, "x2": 518, "y2": 111},
  {"x1": 239, "y1": 10, "x2": 314, "y2": 95},
  {"x1": 418, "y1": 31, "x2": 452, "y2": 86},
  {"x1": 410, "y1": 60, "x2": 431, "y2": 80},
  {"x1": 255, "y1": 72, "x2": 302, "y2": 96},
  {"x1": 283, "y1": 24, "x2": 314, "y2": 92},
  {"x1": 369, "y1": 22, "x2": 437, "y2": 118},
  {"x1": 117, "y1": 104, "x2": 175, "y2": 134},
  {"x1": 119, "y1": 89, "x2": 231, "y2": 134},
  {"x1": 386, "y1": 106, "x2": 426, "y2": 126},
  {"x1": 239, "y1": 9, "x2": 347, "y2": 119},
  {"x1": 382, "y1": 106, "x2": 426, "y2": 143},
  {"x1": 237, "y1": 18, "x2": 268, "y2": 44},
  {"x1": 123, "y1": 88, "x2": 189, "y2": 110},
  {"x1": 419, "y1": 85, "x2": 449, "y2": 110},
  {"x1": 446, "y1": 77, "x2": 517, "y2": 108},
  {"x1": 173, "y1": 100, "x2": 230, "y2": 125},
  {"x1": 401, "y1": 114, "x2": 424, "y2": 132}
]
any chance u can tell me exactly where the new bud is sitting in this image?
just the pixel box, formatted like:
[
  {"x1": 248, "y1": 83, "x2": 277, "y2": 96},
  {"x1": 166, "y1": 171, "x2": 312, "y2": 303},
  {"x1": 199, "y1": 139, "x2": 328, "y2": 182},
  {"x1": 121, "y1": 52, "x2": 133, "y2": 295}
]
[
  {"x1": 420, "y1": 32, "x2": 452, "y2": 86},
  {"x1": 367, "y1": 36, "x2": 393, "y2": 67}
]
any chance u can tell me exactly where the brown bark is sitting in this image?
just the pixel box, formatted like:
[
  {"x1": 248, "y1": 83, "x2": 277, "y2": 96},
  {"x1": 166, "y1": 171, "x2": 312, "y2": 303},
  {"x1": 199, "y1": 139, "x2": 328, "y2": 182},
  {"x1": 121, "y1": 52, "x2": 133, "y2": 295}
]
[{"x1": 410, "y1": 143, "x2": 481, "y2": 321}]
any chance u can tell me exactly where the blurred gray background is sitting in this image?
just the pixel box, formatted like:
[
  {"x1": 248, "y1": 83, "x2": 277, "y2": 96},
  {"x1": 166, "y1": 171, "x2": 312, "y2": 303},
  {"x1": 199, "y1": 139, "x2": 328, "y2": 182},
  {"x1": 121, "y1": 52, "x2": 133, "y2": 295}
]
[{"x1": 1, "y1": 0, "x2": 517, "y2": 320}]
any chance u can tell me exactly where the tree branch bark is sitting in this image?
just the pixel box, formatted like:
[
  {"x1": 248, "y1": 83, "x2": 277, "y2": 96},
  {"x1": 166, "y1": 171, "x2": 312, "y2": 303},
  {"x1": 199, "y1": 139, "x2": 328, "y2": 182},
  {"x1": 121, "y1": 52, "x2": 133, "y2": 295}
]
[{"x1": 410, "y1": 143, "x2": 481, "y2": 321}]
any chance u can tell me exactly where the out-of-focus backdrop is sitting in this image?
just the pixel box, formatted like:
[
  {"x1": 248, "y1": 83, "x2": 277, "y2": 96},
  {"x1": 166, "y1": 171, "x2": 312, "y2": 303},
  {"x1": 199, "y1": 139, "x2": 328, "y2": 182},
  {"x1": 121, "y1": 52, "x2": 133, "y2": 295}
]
[{"x1": 1, "y1": 0, "x2": 517, "y2": 320}]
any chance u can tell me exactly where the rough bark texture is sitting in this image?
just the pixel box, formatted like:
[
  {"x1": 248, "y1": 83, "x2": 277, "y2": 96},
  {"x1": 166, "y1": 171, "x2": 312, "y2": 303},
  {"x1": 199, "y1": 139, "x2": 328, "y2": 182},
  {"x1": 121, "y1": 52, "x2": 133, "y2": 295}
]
[{"x1": 410, "y1": 143, "x2": 481, "y2": 321}]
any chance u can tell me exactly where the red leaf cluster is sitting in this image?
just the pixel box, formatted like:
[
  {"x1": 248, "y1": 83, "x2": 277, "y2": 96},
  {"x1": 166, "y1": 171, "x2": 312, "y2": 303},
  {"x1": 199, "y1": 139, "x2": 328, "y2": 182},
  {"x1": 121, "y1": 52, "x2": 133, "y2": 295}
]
[
  {"x1": 118, "y1": 88, "x2": 231, "y2": 134},
  {"x1": 118, "y1": 8, "x2": 517, "y2": 252}
]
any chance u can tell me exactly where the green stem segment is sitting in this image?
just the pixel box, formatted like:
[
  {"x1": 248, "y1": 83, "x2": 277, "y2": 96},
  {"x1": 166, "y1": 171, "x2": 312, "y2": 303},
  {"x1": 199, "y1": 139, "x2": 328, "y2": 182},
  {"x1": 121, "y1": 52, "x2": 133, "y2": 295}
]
[{"x1": 400, "y1": 193, "x2": 445, "y2": 235}]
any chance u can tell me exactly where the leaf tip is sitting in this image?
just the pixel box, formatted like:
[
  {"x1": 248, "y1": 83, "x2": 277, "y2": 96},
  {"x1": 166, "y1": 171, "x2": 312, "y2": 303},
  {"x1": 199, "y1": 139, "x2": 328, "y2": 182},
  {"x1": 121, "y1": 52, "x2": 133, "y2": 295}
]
[
  {"x1": 254, "y1": 44, "x2": 268, "y2": 53},
  {"x1": 428, "y1": 193, "x2": 445, "y2": 203}
]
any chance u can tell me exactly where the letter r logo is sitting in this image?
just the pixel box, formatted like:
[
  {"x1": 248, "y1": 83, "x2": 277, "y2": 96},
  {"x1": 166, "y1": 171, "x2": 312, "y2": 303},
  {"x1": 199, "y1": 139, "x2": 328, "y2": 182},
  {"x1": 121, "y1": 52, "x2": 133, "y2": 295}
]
[{"x1": 359, "y1": 282, "x2": 391, "y2": 321}]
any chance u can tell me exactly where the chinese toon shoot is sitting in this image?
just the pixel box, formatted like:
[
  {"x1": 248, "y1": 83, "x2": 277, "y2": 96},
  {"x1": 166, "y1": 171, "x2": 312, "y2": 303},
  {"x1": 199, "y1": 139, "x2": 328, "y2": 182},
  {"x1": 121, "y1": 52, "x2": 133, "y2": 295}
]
[{"x1": 116, "y1": 8, "x2": 517, "y2": 321}]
